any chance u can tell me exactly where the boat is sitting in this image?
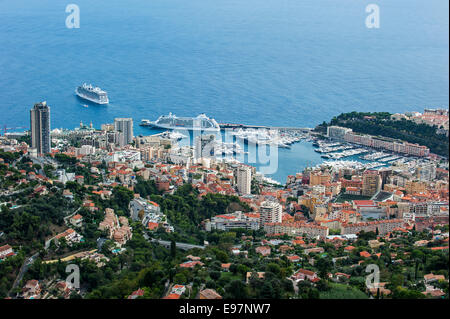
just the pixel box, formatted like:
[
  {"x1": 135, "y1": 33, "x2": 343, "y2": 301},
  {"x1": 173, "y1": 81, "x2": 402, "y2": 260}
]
[
  {"x1": 140, "y1": 113, "x2": 220, "y2": 131},
  {"x1": 82, "y1": 104, "x2": 88, "y2": 108},
  {"x1": 158, "y1": 131, "x2": 188, "y2": 140},
  {"x1": 75, "y1": 83, "x2": 109, "y2": 104}
]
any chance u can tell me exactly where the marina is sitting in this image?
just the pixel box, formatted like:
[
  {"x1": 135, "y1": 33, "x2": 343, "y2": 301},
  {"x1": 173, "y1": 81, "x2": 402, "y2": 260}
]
[
  {"x1": 142, "y1": 119, "x2": 428, "y2": 184},
  {"x1": 229, "y1": 128, "x2": 305, "y2": 149},
  {"x1": 379, "y1": 155, "x2": 402, "y2": 163},
  {"x1": 361, "y1": 151, "x2": 392, "y2": 161},
  {"x1": 320, "y1": 148, "x2": 369, "y2": 160},
  {"x1": 213, "y1": 142, "x2": 245, "y2": 156},
  {"x1": 316, "y1": 160, "x2": 385, "y2": 171}
]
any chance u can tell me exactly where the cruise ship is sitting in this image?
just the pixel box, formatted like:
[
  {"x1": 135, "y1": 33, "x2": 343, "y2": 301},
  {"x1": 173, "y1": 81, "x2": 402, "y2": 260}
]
[
  {"x1": 140, "y1": 113, "x2": 220, "y2": 131},
  {"x1": 75, "y1": 83, "x2": 109, "y2": 104}
]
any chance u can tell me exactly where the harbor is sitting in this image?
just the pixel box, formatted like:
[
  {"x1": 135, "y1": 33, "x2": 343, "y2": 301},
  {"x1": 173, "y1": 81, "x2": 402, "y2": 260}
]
[{"x1": 139, "y1": 114, "x2": 434, "y2": 185}]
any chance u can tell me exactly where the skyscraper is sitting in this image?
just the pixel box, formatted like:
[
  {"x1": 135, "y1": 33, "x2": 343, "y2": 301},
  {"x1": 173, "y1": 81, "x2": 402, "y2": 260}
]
[
  {"x1": 30, "y1": 101, "x2": 51, "y2": 155},
  {"x1": 114, "y1": 118, "x2": 133, "y2": 146},
  {"x1": 236, "y1": 165, "x2": 252, "y2": 195}
]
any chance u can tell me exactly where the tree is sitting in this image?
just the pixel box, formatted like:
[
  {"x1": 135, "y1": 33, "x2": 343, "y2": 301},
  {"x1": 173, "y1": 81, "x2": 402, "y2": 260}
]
[
  {"x1": 236, "y1": 264, "x2": 249, "y2": 277},
  {"x1": 316, "y1": 257, "x2": 332, "y2": 279},
  {"x1": 112, "y1": 186, "x2": 134, "y2": 213},
  {"x1": 214, "y1": 249, "x2": 229, "y2": 263},
  {"x1": 388, "y1": 273, "x2": 404, "y2": 290},
  {"x1": 174, "y1": 272, "x2": 187, "y2": 284},
  {"x1": 307, "y1": 288, "x2": 320, "y2": 299},
  {"x1": 266, "y1": 263, "x2": 281, "y2": 277},
  {"x1": 170, "y1": 240, "x2": 176, "y2": 258},
  {"x1": 316, "y1": 279, "x2": 330, "y2": 292},
  {"x1": 229, "y1": 263, "x2": 238, "y2": 274},
  {"x1": 260, "y1": 282, "x2": 274, "y2": 299},
  {"x1": 392, "y1": 287, "x2": 426, "y2": 299},
  {"x1": 225, "y1": 280, "x2": 248, "y2": 299},
  {"x1": 210, "y1": 271, "x2": 221, "y2": 281},
  {"x1": 248, "y1": 272, "x2": 262, "y2": 291},
  {"x1": 205, "y1": 280, "x2": 216, "y2": 289}
]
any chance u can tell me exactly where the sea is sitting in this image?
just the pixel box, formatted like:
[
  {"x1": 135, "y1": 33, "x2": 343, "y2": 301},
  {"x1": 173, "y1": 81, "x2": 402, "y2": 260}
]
[{"x1": 0, "y1": 0, "x2": 448, "y2": 183}]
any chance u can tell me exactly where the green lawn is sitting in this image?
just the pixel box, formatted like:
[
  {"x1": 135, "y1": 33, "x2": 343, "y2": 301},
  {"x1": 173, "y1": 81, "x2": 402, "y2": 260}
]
[
  {"x1": 219, "y1": 272, "x2": 241, "y2": 281},
  {"x1": 319, "y1": 283, "x2": 368, "y2": 299}
]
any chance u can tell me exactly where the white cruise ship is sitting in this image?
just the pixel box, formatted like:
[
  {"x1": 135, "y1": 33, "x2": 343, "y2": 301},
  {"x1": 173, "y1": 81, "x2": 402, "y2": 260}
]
[
  {"x1": 75, "y1": 83, "x2": 109, "y2": 104},
  {"x1": 140, "y1": 113, "x2": 220, "y2": 131}
]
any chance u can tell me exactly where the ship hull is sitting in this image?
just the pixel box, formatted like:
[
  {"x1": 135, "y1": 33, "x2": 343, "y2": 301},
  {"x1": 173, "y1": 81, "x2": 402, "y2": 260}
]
[
  {"x1": 75, "y1": 88, "x2": 109, "y2": 105},
  {"x1": 140, "y1": 121, "x2": 219, "y2": 131}
]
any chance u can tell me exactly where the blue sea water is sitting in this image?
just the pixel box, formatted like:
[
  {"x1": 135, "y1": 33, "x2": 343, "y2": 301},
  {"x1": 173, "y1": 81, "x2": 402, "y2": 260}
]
[{"x1": 0, "y1": 0, "x2": 448, "y2": 183}]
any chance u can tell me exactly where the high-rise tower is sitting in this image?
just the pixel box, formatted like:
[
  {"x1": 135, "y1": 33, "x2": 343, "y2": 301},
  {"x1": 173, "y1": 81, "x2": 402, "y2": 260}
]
[
  {"x1": 114, "y1": 118, "x2": 134, "y2": 146},
  {"x1": 30, "y1": 101, "x2": 51, "y2": 155}
]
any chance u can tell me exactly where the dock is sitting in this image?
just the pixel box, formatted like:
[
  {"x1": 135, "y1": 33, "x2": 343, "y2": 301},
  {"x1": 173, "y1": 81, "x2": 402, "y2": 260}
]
[{"x1": 218, "y1": 123, "x2": 312, "y2": 132}]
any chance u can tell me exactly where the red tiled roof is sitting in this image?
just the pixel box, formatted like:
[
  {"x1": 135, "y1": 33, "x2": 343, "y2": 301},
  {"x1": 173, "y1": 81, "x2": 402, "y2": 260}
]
[
  {"x1": 360, "y1": 251, "x2": 371, "y2": 258},
  {"x1": 163, "y1": 293, "x2": 181, "y2": 299}
]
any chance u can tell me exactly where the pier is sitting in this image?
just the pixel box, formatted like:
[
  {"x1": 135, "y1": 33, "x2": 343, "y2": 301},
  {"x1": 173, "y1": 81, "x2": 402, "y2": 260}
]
[{"x1": 218, "y1": 123, "x2": 312, "y2": 132}]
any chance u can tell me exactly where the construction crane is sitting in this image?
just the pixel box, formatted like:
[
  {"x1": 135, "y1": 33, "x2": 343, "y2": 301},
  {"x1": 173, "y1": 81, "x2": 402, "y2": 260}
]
[{"x1": 2, "y1": 125, "x2": 28, "y2": 136}]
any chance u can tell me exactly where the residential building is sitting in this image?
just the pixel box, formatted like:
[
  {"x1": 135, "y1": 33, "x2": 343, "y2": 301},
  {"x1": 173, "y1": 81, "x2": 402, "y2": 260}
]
[
  {"x1": 236, "y1": 165, "x2": 252, "y2": 195},
  {"x1": 291, "y1": 269, "x2": 318, "y2": 282},
  {"x1": 114, "y1": 118, "x2": 134, "y2": 146},
  {"x1": 340, "y1": 219, "x2": 404, "y2": 236},
  {"x1": 310, "y1": 171, "x2": 331, "y2": 186},
  {"x1": 260, "y1": 200, "x2": 282, "y2": 225},
  {"x1": 264, "y1": 222, "x2": 329, "y2": 238},
  {"x1": 199, "y1": 289, "x2": 222, "y2": 299},
  {"x1": 0, "y1": 244, "x2": 14, "y2": 260},
  {"x1": 70, "y1": 214, "x2": 83, "y2": 227},
  {"x1": 255, "y1": 246, "x2": 271, "y2": 256},
  {"x1": 205, "y1": 211, "x2": 260, "y2": 231},
  {"x1": 128, "y1": 288, "x2": 145, "y2": 299},
  {"x1": 327, "y1": 126, "x2": 352, "y2": 140},
  {"x1": 22, "y1": 280, "x2": 41, "y2": 299},
  {"x1": 30, "y1": 101, "x2": 51, "y2": 155},
  {"x1": 362, "y1": 170, "x2": 382, "y2": 197}
]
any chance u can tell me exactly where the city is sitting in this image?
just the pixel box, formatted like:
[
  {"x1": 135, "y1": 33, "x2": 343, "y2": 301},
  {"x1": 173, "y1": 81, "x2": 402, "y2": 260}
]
[
  {"x1": 0, "y1": 0, "x2": 448, "y2": 315},
  {"x1": 0, "y1": 102, "x2": 448, "y2": 300}
]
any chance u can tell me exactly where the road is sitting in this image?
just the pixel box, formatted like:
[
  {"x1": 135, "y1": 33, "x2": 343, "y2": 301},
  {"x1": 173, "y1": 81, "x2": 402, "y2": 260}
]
[
  {"x1": 143, "y1": 234, "x2": 206, "y2": 251},
  {"x1": 42, "y1": 207, "x2": 82, "y2": 250},
  {"x1": 288, "y1": 278, "x2": 299, "y2": 295},
  {"x1": 153, "y1": 239, "x2": 205, "y2": 251},
  {"x1": 63, "y1": 206, "x2": 82, "y2": 224},
  {"x1": 0, "y1": 189, "x2": 26, "y2": 197},
  {"x1": 30, "y1": 156, "x2": 58, "y2": 177},
  {"x1": 8, "y1": 252, "x2": 39, "y2": 298}
]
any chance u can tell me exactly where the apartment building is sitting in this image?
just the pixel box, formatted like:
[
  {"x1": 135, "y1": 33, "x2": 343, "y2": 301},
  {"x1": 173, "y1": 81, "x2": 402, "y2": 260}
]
[
  {"x1": 260, "y1": 200, "x2": 283, "y2": 225},
  {"x1": 340, "y1": 219, "x2": 404, "y2": 236}
]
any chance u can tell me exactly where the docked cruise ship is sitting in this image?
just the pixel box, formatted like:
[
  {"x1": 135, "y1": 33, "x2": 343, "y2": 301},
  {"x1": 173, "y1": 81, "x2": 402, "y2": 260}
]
[
  {"x1": 75, "y1": 83, "x2": 109, "y2": 104},
  {"x1": 140, "y1": 113, "x2": 220, "y2": 131}
]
